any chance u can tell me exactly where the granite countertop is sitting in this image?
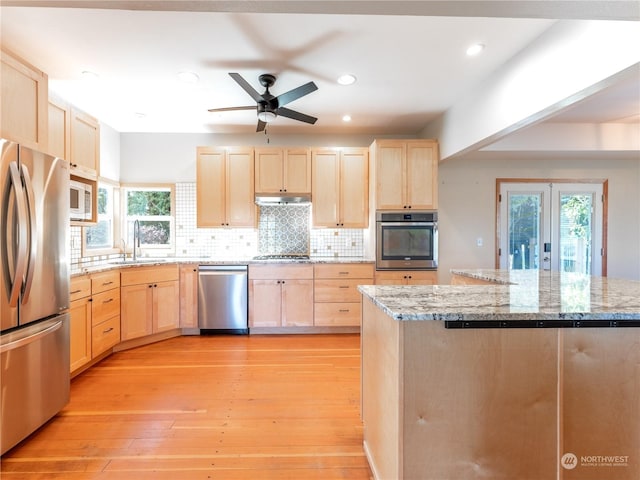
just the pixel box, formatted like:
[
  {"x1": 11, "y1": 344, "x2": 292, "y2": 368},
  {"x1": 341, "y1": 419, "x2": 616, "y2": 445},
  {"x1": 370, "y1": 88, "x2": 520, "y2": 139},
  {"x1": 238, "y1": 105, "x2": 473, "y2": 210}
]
[
  {"x1": 71, "y1": 256, "x2": 374, "y2": 276},
  {"x1": 359, "y1": 269, "x2": 640, "y2": 325}
]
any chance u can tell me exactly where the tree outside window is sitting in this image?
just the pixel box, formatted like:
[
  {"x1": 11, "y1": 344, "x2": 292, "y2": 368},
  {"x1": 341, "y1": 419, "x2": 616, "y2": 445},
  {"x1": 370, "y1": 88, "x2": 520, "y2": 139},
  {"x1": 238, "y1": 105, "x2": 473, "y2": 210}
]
[
  {"x1": 84, "y1": 182, "x2": 116, "y2": 253},
  {"x1": 124, "y1": 186, "x2": 173, "y2": 250}
]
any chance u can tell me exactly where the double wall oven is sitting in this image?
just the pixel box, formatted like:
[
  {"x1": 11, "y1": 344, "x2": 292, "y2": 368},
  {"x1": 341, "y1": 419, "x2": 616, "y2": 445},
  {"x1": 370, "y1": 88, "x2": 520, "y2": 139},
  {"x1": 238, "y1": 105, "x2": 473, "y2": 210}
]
[{"x1": 376, "y1": 211, "x2": 438, "y2": 270}]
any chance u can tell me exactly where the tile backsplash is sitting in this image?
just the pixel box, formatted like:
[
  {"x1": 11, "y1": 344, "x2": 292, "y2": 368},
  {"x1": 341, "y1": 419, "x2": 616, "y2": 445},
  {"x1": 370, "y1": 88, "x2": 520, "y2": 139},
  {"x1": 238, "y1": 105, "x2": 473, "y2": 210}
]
[{"x1": 71, "y1": 182, "x2": 365, "y2": 266}]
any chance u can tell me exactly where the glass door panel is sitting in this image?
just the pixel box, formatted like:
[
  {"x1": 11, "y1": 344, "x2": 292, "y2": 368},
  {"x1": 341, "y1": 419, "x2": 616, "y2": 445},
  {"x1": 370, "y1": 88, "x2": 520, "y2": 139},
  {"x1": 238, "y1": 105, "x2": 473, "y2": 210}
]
[
  {"x1": 508, "y1": 193, "x2": 542, "y2": 270},
  {"x1": 499, "y1": 182, "x2": 603, "y2": 275}
]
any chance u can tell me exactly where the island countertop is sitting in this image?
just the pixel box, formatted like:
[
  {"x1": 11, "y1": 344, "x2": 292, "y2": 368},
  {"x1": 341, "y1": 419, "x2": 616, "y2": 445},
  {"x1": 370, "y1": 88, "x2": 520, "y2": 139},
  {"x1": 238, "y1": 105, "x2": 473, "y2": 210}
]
[{"x1": 358, "y1": 268, "x2": 640, "y2": 323}]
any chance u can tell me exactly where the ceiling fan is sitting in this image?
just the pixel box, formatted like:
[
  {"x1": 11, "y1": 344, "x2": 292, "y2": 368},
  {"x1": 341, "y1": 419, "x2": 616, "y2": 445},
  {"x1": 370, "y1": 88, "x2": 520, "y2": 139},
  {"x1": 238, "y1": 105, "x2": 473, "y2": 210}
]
[{"x1": 208, "y1": 72, "x2": 318, "y2": 132}]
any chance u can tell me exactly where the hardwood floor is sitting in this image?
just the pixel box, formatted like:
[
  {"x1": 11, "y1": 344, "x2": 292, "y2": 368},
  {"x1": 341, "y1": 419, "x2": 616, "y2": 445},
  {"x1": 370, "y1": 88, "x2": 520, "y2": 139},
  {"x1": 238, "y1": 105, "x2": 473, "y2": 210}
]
[{"x1": 1, "y1": 334, "x2": 373, "y2": 479}]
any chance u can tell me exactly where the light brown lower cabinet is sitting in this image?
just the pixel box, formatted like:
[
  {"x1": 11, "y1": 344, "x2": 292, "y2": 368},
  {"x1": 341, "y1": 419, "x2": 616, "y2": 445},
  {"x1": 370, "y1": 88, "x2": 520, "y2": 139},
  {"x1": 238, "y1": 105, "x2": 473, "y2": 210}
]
[
  {"x1": 69, "y1": 276, "x2": 92, "y2": 372},
  {"x1": 249, "y1": 264, "x2": 314, "y2": 328},
  {"x1": 179, "y1": 265, "x2": 199, "y2": 328},
  {"x1": 69, "y1": 270, "x2": 120, "y2": 374},
  {"x1": 375, "y1": 270, "x2": 437, "y2": 285},
  {"x1": 314, "y1": 263, "x2": 374, "y2": 326},
  {"x1": 120, "y1": 265, "x2": 179, "y2": 341}
]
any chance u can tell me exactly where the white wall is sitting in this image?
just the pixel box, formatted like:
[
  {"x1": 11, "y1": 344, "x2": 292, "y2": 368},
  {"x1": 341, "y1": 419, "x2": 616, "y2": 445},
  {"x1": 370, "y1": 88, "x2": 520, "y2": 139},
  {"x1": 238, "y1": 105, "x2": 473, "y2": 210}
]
[
  {"x1": 119, "y1": 132, "x2": 394, "y2": 183},
  {"x1": 437, "y1": 153, "x2": 640, "y2": 282},
  {"x1": 99, "y1": 122, "x2": 121, "y2": 181}
]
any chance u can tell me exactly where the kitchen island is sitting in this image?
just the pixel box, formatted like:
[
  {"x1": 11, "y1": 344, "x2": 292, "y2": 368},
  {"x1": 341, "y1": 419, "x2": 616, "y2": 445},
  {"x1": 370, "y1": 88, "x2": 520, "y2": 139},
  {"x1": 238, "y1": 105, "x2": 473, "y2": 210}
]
[{"x1": 359, "y1": 269, "x2": 639, "y2": 480}]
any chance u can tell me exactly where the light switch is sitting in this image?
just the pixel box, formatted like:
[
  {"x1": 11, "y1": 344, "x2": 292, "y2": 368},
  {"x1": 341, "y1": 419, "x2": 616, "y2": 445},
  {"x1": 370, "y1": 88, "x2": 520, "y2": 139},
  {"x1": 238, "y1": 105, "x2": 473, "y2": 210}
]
[{"x1": 476, "y1": 237, "x2": 483, "y2": 247}]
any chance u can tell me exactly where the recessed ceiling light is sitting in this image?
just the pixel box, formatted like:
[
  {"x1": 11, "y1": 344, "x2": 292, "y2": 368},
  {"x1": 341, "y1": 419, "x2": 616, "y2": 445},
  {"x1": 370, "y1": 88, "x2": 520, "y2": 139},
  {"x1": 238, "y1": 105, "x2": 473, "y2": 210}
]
[
  {"x1": 81, "y1": 70, "x2": 99, "y2": 80},
  {"x1": 337, "y1": 74, "x2": 357, "y2": 86},
  {"x1": 177, "y1": 71, "x2": 199, "y2": 83},
  {"x1": 342, "y1": 114, "x2": 352, "y2": 122},
  {"x1": 466, "y1": 43, "x2": 485, "y2": 56}
]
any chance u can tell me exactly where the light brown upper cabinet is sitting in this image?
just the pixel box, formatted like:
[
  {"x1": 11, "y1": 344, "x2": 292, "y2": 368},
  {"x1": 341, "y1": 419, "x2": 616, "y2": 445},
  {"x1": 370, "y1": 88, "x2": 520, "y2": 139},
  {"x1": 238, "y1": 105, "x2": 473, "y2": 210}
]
[
  {"x1": 371, "y1": 139, "x2": 438, "y2": 210},
  {"x1": 311, "y1": 148, "x2": 369, "y2": 228},
  {"x1": 196, "y1": 146, "x2": 255, "y2": 227},
  {"x1": 47, "y1": 93, "x2": 71, "y2": 160},
  {"x1": 1, "y1": 48, "x2": 48, "y2": 151},
  {"x1": 255, "y1": 147, "x2": 311, "y2": 195},
  {"x1": 69, "y1": 107, "x2": 100, "y2": 180}
]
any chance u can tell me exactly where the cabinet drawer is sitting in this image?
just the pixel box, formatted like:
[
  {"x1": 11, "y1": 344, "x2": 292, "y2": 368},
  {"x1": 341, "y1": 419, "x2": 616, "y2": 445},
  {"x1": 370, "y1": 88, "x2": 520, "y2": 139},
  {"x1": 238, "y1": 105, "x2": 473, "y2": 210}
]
[
  {"x1": 70, "y1": 275, "x2": 91, "y2": 301},
  {"x1": 314, "y1": 263, "x2": 374, "y2": 279},
  {"x1": 91, "y1": 289, "x2": 120, "y2": 326},
  {"x1": 121, "y1": 265, "x2": 179, "y2": 286},
  {"x1": 314, "y1": 279, "x2": 368, "y2": 303},
  {"x1": 91, "y1": 270, "x2": 120, "y2": 293},
  {"x1": 314, "y1": 302, "x2": 361, "y2": 327},
  {"x1": 91, "y1": 316, "x2": 120, "y2": 357},
  {"x1": 249, "y1": 264, "x2": 313, "y2": 280}
]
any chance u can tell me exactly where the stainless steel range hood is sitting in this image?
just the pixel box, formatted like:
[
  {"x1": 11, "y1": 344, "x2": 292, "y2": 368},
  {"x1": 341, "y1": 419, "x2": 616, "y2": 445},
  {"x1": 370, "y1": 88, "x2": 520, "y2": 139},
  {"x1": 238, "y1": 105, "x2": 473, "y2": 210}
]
[{"x1": 255, "y1": 194, "x2": 311, "y2": 205}]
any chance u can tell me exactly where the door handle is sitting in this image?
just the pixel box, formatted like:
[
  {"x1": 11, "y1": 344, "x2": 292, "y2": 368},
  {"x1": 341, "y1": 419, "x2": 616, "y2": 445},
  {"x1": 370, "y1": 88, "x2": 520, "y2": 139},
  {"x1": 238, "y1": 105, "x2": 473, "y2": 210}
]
[
  {"x1": 4, "y1": 161, "x2": 28, "y2": 307},
  {"x1": 20, "y1": 163, "x2": 37, "y2": 304}
]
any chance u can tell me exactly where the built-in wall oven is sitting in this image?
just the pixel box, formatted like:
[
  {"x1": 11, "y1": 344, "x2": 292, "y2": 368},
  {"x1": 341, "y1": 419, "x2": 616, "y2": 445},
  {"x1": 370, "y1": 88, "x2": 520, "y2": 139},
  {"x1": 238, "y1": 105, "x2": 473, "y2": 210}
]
[{"x1": 376, "y1": 211, "x2": 438, "y2": 270}]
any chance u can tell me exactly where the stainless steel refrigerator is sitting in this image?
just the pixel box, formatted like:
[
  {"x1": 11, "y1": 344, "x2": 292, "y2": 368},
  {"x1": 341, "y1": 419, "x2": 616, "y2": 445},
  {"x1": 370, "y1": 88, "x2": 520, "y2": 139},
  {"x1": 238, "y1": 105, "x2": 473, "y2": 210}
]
[{"x1": 1, "y1": 139, "x2": 70, "y2": 455}]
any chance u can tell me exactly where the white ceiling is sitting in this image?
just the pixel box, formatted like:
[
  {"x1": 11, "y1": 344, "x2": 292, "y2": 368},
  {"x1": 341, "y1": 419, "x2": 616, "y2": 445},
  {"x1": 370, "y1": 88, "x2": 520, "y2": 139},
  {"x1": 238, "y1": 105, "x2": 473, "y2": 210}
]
[{"x1": 1, "y1": 1, "x2": 638, "y2": 136}]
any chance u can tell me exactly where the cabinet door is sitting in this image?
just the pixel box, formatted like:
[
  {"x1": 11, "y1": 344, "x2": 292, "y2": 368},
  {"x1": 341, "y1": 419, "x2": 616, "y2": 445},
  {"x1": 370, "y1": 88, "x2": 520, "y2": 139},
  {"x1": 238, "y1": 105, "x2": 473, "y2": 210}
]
[
  {"x1": 374, "y1": 141, "x2": 405, "y2": 210},
  {"x1": 70, "y1": 107, "x2": 99, "y2": 178},
  {"x1": 406, "y1": 141, "x2": 438, "y2": 209},
  {"x1": 69, "y1": 297, "x2": 92, "y2": 372},
  {"x1": 284, "y1": 149, "x2": 311, "y2": 194},
  {"x1": 153, "y1": 280, "x2": 180, "y2": 333},
  {"x1": 48, "y1": 95, "x2": 70, "y2": 159},
  {"x1": 340, "y1": 149, "x2": 368, "y2": 228},
  {"x1": 196, "y1": 147, "x2": 226, "y2": 227},
  {"x1": 255, "y1": 148, "x2": 284, "y2": 194},
  {"x1": 0, "y1": 49, "x2": 48, "y2": 151},
  {"x1": 92, "y1": 316, "x2": 120, "y2": 357},
  {"x1": 179, "y1": 265, "x2": 198, "y2": 328},
  {"x1": 282, "y1": 279, "x2": 313, "y2": 326},
  {"x1": 311, "y1": 150, "x2": 340, "y2": 227},
  {"x1": 120, "y1": 283, "x2": 153, "y2": 340},
  {"x1": 226, "y1": 148, "x2": 255, "y2": 227},
  {"x1": 406, "y1": 271, "x2": 437, "y2": 285},
  {"x1": 249, "y1": 280, "x2": 282, "y2": 327}
]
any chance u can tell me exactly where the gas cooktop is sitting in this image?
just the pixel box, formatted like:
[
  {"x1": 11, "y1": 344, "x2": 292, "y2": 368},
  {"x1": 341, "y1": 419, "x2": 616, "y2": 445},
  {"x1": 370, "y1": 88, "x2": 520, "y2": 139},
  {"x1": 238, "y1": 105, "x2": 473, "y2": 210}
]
[{"x1": 252, "y1": 254, "x2": 310, "y2": 260}]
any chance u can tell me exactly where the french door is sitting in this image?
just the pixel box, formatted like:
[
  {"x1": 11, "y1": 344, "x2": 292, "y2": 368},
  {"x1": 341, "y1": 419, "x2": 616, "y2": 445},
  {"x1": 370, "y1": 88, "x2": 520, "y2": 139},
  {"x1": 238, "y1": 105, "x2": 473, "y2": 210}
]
[{"x1": 498, "y1": 181, "x2": 605, "y2": 275}]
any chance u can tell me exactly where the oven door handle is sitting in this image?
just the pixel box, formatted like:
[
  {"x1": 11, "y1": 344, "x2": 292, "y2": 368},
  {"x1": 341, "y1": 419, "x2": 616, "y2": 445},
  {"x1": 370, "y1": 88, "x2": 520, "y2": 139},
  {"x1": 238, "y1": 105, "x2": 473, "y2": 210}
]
[{"x1": 378, "y1": 221, "x2": 435, "y2": 227}]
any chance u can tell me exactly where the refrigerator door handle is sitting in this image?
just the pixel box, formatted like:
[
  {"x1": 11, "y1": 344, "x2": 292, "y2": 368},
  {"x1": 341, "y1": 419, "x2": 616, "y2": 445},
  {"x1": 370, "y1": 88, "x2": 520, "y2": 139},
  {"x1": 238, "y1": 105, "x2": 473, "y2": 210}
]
[
  {"x1": 0, "y1": 318, "x2": 63, "y2": 354},
  {"x1": 3, "y1": 161, "x2": 28, "y2": 308},
  {"x1": 20, "y1": 164, "x2": 37, "y2": 303}
]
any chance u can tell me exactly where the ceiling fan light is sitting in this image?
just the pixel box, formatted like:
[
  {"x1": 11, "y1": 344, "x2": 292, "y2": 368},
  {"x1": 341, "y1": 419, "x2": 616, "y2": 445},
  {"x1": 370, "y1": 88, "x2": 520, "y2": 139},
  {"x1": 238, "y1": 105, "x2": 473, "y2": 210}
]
[{"x1": 258, "y1": 111, "x2": 277, "y2": 123}]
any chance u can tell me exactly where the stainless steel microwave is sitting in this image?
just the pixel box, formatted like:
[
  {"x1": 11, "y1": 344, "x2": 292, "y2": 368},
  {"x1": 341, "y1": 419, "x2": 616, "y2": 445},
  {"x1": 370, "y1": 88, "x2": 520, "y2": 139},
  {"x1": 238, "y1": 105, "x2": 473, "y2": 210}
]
[
  {"x1": 375, "y1": 211, "x2": 438, "y2": 270},
  {"x1": 70, "y1": 179, "x2": 92, "y2": 221}
]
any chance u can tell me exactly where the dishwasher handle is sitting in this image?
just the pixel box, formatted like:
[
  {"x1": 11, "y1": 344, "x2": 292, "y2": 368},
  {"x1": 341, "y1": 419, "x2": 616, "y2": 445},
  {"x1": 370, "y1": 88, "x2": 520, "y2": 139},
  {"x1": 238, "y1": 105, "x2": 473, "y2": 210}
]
[{"x1": 199, "y1": 265, "x2": 248, "y2": 273}]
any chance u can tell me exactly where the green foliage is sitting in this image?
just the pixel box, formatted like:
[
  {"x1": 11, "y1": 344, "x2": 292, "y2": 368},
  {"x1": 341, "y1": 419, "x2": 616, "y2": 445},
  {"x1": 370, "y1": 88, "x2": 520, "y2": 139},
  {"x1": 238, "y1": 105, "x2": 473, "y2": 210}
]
[
  {"x1": 127, "y1": 190, "x2": 171, "y2": 216},
  {"x1": 561, "y1": 195, "x2": 590, "y2": 238}
]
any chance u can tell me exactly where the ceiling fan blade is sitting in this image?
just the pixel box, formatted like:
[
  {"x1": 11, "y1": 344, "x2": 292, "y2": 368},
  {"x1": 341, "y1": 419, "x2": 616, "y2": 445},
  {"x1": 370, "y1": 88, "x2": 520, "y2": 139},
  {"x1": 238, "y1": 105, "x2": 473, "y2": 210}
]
[
  {"x1": 275, "y1": 81, "x2": 318, "y2": 107},
  {"x1": 256, "y1": 119, "x2": 267, "y2": 132},
  {"x1": 207, "y1": 105, "x2": 255, "y2": 113},
  {"x1": 276, "y1": 107, "x2": 318, "y2": 125},
  {"x1": 229, "y1": 72, "x2": 264, "y2": 102}
]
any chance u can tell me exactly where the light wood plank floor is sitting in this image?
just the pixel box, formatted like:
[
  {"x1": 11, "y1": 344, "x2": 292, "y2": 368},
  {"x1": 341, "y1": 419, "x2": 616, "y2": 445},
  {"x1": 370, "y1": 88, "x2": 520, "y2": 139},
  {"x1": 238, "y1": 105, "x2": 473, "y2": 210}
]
[{"x1": 1, "y1": 334, "x2": 373, "y2": 479}]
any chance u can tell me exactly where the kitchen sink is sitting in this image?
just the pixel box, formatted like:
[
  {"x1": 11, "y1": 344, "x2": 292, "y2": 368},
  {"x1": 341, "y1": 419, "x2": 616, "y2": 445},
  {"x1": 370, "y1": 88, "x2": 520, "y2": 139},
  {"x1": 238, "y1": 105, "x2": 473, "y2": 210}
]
[{"x1": 109, "y1": 258, "x2": 168, "y2": 265}]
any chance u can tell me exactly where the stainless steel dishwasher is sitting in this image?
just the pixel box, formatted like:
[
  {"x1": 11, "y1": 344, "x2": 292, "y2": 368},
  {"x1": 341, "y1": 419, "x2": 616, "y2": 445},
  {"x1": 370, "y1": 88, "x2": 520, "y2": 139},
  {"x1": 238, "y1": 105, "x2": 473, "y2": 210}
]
[{"x1": 198, "y1": 265, "x2": 248, "y2": 334}]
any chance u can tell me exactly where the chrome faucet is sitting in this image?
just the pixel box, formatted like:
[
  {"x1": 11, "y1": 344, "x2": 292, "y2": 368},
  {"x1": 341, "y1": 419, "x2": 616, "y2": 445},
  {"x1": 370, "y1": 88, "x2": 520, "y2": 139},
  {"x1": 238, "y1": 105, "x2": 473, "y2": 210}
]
[{"x1": 133, "y1": 220, "x2": 140, "y2": 261}]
